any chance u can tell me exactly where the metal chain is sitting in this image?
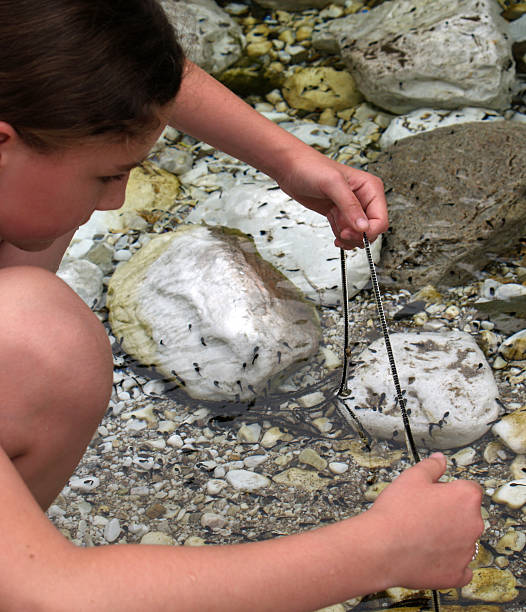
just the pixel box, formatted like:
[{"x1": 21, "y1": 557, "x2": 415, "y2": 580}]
[{"x1": 338, "y1": 237, "x2": 441, "y2": 612}]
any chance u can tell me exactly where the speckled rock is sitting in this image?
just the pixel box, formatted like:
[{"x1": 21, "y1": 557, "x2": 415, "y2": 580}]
[
  {"x1": 187, "y1": 178, "x2": 381, "y2": 306},
  {"x1": 461, "y1": 568, "x2": 518, "y2": 603},
  {"x1": 282, "y1": 67, "x2": 363, "y2": 111},
  {"x1": 344, "y1": 331, "x2": 499, "y2": 449},
  {"x1": 160, "y1": 0, "x2": 243, "y2": 76},
  {"x1": 492, "y1": 407, "x2": 526, "y2": 454},
  {"x1": 107, "y1": 225, "x2": 321, "y2": 401},
  {"x1": 314, "y1": 0, "x2": 514, "y2": 113},
  {"x1": 369, "y1": 122, "x2": 526, "y2": 290}
]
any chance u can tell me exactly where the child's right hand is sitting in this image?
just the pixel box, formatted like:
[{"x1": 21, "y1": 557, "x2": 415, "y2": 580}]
[{"x1": 366, "y1": 452, "x2": 484, "y2": 590}]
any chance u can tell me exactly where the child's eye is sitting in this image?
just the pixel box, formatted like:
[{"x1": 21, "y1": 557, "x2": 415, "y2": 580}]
[{"x1": 99, "y1": 174, "x2": 126, "y2": 184}]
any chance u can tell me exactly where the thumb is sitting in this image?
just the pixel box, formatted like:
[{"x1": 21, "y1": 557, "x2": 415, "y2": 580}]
[{"x1": 409, "y1": 452, "x2": 447, "y2": 484}]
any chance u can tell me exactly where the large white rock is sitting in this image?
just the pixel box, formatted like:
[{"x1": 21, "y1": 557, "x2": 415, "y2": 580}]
[
  {"x1": 343, "y1": 331, "x2": 500, "y2": 449},
  {"x1": 107, "y1": 225, "x2": 321, "y2": 401},
  {"x1": 313, "y1": 0, "x2": 515, "y2": 113},
  {"x1": 186, "y1": 179, "x2": 381, "y2": 306},
  {"x1": 160, "y1": 0, "x2": 243, "y2": 76},
  {"x1": 379, "y1": 107, "x2": 504, "y2": 148}
]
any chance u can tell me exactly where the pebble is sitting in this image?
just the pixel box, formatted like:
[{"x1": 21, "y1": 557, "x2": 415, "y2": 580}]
[
  {"x1": 206, "y1": 479, "x2": 227, "y2": 496},
  {"x1": 492, "y1": 407, "x2": 526, "y2": 453},
  {"x1": 138, "y1": 530, "x2": 175, "y2": 545},
  {"x1": 261, "y1": 427, "x2": 290, "y2": 448},
  {"x1": 237, "y1": 423, "x2": 262, "y2": 443},
  {"x1": 495, "y1": 529, "x2": 526, "y2": 555},
  {"x1": 226, "y1": 469, "x2": 271, "y2": 492},
  {"x1": 483, "y1": 441, "x2": 506, "y2": 464},
  {"x1": 364, "y1": 481, "x2": 390, "y2": 502},
  {"x1": 298, "y1": 448, "x2": 327, "y2": 471},
  {"x1": 104, "y1": 518, "x2": 122, "y2": 543},
  {"x1": 450, "y1": 447, "x2": 477, "y2": 467},
  {"x1": 297, "y1": 391, "x2": 325, "y2": 408},
  {"x1": 243, "y1": 454, "x2": 268, "y2": 469},
  {"x1": 499, "y1": 329, "x2": 526, "y2": 362},
  {"x1": 510, "y1": 455, "x2": 526, "y2": 479},
  {"x1": 167, "y1": 434, "x2": 184, "y2": 449},
  {"x1": 328, "y1": 461, "x2": 349, "y2": 475},
  {"x1": 69, "y1": 476, "x2": 100, "y2": 493},
  {"x1": 492, "y1": 479, "x2": 526, "y2": 509},
  {"x1": 200, "y1": 512, "x2": 227, "y2": 530}
]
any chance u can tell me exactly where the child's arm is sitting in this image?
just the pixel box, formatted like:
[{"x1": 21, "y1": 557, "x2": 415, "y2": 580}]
[
  {"x1": 167, "y1": 61, "x2": 388, "y2": 250},
  {"x1": 3, "y1": 449, "x2": 483, "y2": 612}
]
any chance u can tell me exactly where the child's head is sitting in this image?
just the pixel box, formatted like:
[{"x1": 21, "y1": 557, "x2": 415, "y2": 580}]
[{"x1": 0, "y1": 0, "x2": 185, "y2": 151}]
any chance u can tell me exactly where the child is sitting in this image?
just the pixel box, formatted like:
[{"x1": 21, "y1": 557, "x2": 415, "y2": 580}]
[{"x1": 0, "y1": 0, "x2": 483, "y2": 610}]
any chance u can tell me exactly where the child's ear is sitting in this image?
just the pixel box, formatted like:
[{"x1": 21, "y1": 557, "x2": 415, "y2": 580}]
[{"x1": 0, "y1": 122, "x2": 19, "y2": 166}]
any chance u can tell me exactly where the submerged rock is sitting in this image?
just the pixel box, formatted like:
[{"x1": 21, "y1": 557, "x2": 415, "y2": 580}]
[
  {"x1": 107, "y1": 225, "x2": 321, "y2": 402},
  {"x1": 282, "y1": 67, "x2": 363, "y2": 111},
  {"x1": 186, "y1": 179, "x2": 381, "y2": 306},
  {"x1": 160, "y1": 0, "x2": 243, "y2": 76},
  {"x1": 379, "y1": 107, "x2": 504, "y2": 149},
  {"x1": 461, "y1": 568, "x2": 518, "y2": 603},
  {"x1": 314, "y1": 0, "x2": 515, "y2": 113},
  {"x1": 343, "y1": 331, "x2": 500, "y2": 449},
  {"x1": 492, "y1": 406, "x2": 526, "y2": 454},
  {"x1": 369, "y1": 122, "x2": 526, "y2": 290}
]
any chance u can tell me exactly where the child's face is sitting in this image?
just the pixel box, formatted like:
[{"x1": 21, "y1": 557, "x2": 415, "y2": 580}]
[{"x1": 0, "y1": 125, "x2": 165, "y2": 251}]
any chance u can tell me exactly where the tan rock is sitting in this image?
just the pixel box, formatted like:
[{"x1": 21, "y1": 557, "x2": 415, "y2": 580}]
[
  {"x1": 273, "y1": 467, "x2": 329, "y2": 491},
  {"x1": 282, "y1": 67, "x2": 363, "y2": 112},
  {"x1": 298, "y1": 448, "x2": 327, "y2": 471},
  {"x1": 492, "y1": 407, "x2": 526, "y2": 454},
  {"x1": 495, "y1": 529, "x2": 526, "y2": 555},
  {"x1": 333, "y1": 439, "x2": 403, "y2": 468},
  {"x1": 461, "y1": 568, "x2": 518, "y2": 603},
  {"x1": 108, "y1": 161, "x2": 180, "y2": 231}
]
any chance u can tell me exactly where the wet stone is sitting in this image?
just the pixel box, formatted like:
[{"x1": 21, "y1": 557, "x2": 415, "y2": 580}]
[
  {"x1": 273, "y1": 467, "x2": 329, "y2": 491},
  {"x1": 492, "y1": 407, "x2": 526, "y2": 454},
  {"x1": 461, "y1": 568, "x2": 518, "y2": 603},
  {"x1": 298, "y1": 448, "x2": 328, "y2": 471},
  {"x1": 492, "y1": 479, "x2": 526, "y2": 509},
  {"x1": 226, "y1": 469, "x2": 270, "y2": 492}
]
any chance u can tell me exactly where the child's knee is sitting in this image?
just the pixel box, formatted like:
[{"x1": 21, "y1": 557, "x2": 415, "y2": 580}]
[{"x1": 0, "y1": 266, "x2": 113, "y2": 402}]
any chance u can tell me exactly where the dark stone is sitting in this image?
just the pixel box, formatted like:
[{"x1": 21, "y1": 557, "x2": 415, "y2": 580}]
[{"x1": 369, "y1": 122, "x2": 526, "y2": 289}]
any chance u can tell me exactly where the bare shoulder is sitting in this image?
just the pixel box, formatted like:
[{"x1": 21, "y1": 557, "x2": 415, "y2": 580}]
[{"x1": 0, "y1": 446, "x2": 74, "y2": 610}]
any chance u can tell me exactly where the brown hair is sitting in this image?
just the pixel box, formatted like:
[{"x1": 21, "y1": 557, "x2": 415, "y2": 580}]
[{"x1": 0, "y1": 0, "x2": 185, "y2": 150}]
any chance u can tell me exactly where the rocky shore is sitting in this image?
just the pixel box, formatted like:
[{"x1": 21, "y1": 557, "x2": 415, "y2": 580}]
[{"x1": 50, "y1": 0, "x2": 526, "y2": 610}]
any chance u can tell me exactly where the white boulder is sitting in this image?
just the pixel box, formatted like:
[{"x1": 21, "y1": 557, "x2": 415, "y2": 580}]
[
  {"x1": 107, "y1": 225, "x2": 321, "y2": 402},
  {"x1": 313, "y1": 0, "x2": 515, "y2": 113},
  {"x1": 186, "y1": 178, "x2": 381, "y2": 306},
  {"x1": 343, "y1": 331, "x2": 500, "y2": 449}
]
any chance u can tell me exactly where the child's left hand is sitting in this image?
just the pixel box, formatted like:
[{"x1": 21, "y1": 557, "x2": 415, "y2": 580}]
[{"x1": 275, "y1": 150, "x2": 388, "y2": 250}]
